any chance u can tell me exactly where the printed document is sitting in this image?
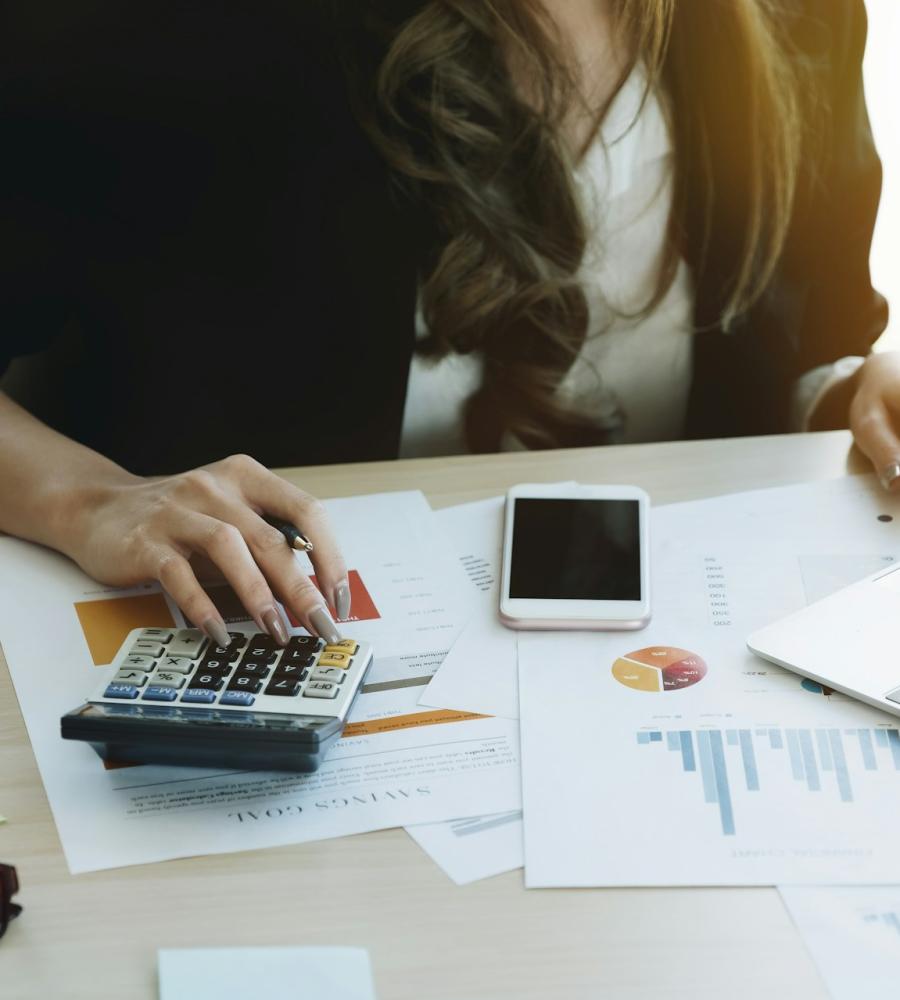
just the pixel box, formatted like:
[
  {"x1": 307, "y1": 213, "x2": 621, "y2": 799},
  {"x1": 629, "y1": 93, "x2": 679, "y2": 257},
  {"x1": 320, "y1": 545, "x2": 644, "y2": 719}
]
[
  {"x1": 0, "y1": 492, "x2": 520, "y2": 873},
  {"x1": 779, "y1": 886, "x2": 900, "y2": 1000},
  {"x1": 420, "y1": 485, "x2": 575, "y2": 721},
  {"x1": 406, "y1": 810, "x2": 523, "y2": 885},
  {"x1": 520, "y1": 477, "x2": 900, "y2": 886}
]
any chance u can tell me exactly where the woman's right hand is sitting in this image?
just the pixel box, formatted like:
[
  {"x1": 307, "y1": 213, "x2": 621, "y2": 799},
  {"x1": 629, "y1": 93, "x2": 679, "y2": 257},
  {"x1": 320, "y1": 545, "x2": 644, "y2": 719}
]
[{"x1": 62, "y1": 454, "x2": 348, "y2": 648}]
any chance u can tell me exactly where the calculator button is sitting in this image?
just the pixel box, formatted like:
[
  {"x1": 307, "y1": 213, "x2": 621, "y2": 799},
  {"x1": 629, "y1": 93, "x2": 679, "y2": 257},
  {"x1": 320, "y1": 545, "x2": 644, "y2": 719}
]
[
  {"x1": 143, "y1": 686, "x2": 179, "y2": 702},
  {"x1": 235, "y1": 662, "x2": 270, "y2": 679},
  {"x1": 151, "y1": 671, "x2": 186, "y2": 688},
  {"x1": 220, "y1": 691, "x2": 256, "y2": 707},
  {"x1": 167, "y1": 630, "x2": 206, "y2": 658},
  {"x1": 114, "y1": 669, "x2": 148, "y2": 686},
  {"x1": 311, "y1": 666, "x2": 345, "y2": 684},
  {"x1": 103, "y1": 683, "x2": 140, "y2": 700},
  {"x1": 287, "y1": 635, "x2": 323, "y2": 653},
  {"x1": 122, "y1": 654, "x2": 156, "y2": 671},
  {"x1": 323, "y1": 640, "x2": 359, "y2": 656},
  {"x1": 272, "y1": 663, "x2": 309, "y2": 681},
  {"x1": 280, "y1": 649, "x2": 316, "y2": 668},
  {"x1": 318, "y1": 652, "x2": 352, "y2": 669},
  {"x1": 188, "y1": 673, "x2": 225, "y2": 692},
  {"x1": 265, "y1": 677, "x2": 302, "y2": 697},
  {"x1": 206, "y1": 645, "x2": 242, "y2": 663},
  {"x1": 242, "y1": 647, "x2": 277, "y2": 665},
  {"x1": 227, "y1": 675, "x2": 263, "y2": 694},
  {"x1": 139, "y1": 628, "x2": 173, "y2": 642},
  {"x1": 130, "y1": 640, "x2": 165, "y2": 657},
  {"x1": 197, "y1": 657, "x2": 234, "y2": 676},
  {"x1": 159, "y1": 655, "x2": 194, "y2": 674},
  {"x1": 304, "y1": 681, "x2": 339, "y2": 699},
  {"x1": 181, "y1": 689, "x2": 217, "y2": 704}
]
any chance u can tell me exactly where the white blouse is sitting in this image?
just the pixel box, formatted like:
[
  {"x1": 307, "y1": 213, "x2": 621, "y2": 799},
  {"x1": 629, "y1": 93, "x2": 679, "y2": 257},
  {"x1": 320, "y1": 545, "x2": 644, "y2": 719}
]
[{"x1": 399, "y1": 67, "x2": 854, "y2": 458}]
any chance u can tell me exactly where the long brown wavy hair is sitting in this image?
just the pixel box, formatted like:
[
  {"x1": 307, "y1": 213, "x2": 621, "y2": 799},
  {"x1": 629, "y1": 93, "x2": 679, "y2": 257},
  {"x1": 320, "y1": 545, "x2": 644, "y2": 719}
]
[{"x1": 365, "y1": 1, "x2": 811, "y2": 451}]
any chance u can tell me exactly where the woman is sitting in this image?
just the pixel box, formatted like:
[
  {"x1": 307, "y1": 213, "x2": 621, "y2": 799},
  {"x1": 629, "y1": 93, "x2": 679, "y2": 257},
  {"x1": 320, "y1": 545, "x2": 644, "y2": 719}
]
[{"x1": 0, "y1": 0, "x2": 893, "y2": 645}]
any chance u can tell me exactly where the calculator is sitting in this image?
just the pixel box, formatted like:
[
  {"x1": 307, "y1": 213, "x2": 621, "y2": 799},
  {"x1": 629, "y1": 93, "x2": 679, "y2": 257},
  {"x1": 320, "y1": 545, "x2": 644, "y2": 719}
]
[{"x1": 61, "y1": 627, "x2": 374, "y2": 772}]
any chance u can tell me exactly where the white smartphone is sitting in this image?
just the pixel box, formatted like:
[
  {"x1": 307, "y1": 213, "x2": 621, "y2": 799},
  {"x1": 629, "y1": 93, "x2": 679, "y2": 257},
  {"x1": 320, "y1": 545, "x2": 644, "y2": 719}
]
[{"x1": 499, "y1": 482, "x2": 651, "y2": 630}]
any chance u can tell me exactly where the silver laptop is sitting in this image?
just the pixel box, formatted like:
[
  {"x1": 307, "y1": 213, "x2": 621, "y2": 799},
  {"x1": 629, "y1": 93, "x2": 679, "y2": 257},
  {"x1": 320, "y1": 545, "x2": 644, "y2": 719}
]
[{"x1": 748, "y1": 562, "x2": 900, "y2": 718}]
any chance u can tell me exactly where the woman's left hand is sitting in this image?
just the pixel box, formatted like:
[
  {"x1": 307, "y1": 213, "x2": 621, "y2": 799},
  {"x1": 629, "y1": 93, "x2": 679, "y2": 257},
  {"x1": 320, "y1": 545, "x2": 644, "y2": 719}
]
[{"x1": 848, "y1": 351, "x2": 900, "y2": 490}]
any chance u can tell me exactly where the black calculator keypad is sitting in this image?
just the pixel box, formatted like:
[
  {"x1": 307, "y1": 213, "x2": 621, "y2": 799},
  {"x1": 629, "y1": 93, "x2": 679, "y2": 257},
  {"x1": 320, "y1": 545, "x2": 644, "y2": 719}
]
[{"x1": 100, "y1": 629, "x2": 365, "y2": 713}]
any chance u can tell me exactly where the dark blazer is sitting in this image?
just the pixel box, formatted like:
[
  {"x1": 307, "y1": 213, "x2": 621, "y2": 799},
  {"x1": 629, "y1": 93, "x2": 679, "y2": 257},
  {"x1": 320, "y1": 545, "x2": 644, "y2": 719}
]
[{"x1": 0, "y1": 0, "x2": 887, "y2": 475}]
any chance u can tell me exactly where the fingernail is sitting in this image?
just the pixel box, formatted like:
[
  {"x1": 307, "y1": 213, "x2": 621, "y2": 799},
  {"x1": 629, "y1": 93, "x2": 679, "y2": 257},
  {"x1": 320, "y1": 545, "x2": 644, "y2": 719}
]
[
  {"x1": 334, "y1": 580, "x2": 351, "y2": 621},
  {"x1": 202, "y1": 617, "x2": 231, "y2": 648},
  {"x1": 880, "y1": 462, "x2": 900, "y2": 491},
  {"x1": 309, "y1": 605, "x2": 342, "y2": 644},
  {"x1": 260, "y1": 606, "x2": 290, "y2": 647}
]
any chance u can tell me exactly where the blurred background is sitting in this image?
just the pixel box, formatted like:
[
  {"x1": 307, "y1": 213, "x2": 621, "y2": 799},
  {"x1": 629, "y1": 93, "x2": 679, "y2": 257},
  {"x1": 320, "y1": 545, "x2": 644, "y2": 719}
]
[{"x1": 864, "y1": 0, "x2": 900, "y2": 348}]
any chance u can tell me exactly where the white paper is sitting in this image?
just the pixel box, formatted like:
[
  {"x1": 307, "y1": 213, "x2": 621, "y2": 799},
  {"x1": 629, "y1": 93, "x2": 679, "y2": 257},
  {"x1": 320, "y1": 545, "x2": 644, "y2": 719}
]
[
  {"x1": 158, "y1": 947, "x2": 376, "y2": 1000},
  {"x1": 405, "y1": 809, "x2": 523, "y2": 885},
  {"x1": 520, "y1": 476, "x2": 900, "y2": 887},
  {"x1": 421, "y1": 484, "x2": 576, "y2": 721},
  {"x1": 779, "y1": 886, "x2": 900, "y2": 1000},
  {"x1": 0, "y1": 491, "x2": 521, "y2": 873}
]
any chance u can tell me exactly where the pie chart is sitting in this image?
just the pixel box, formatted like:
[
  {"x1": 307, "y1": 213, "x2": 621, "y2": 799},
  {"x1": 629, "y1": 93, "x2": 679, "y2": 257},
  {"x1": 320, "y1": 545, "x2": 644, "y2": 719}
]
[{"x1": 612, "y1": 646, "x2": 707, "y2": 692}]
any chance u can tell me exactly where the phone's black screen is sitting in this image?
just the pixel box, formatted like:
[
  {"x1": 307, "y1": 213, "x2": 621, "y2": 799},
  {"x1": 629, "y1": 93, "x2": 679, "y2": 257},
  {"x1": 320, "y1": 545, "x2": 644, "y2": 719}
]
[{"x1": 509, "y1": 498, "x2": 641, "y2": 600}]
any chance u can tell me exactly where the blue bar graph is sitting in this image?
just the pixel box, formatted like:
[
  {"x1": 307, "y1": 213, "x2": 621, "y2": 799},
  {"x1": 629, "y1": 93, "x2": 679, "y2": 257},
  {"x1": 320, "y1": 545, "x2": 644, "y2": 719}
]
[
  {"x1": 863, "y1": 911, "x2": 900, "y2": 936},
  {"x1": 637, "y1": 726, "x2": 900, "y2": 837}
]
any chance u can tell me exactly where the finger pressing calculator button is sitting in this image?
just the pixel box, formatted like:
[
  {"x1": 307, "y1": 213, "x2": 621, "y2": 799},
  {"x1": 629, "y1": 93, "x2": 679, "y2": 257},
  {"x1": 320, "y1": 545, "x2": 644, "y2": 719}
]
[
  {"x1": 159, "y1": 655, "x2": 194, "y2": 674},
  {"x1": 188, "y1": 673, "x2": 225, "y2": 691},
  {"x1": 220, "y1": 691, "x2": 256, "y2": 707},
  {"x1": 206, "y1": 644, "x2": 242, "y2": 663},
  {"x1": 103, "y1": 683, "x2": 140, "y2": 700},
  {"x1": 151, "y1": 671, "x2": 186, "y2": 689},
  {"x1": 311, "y1": 666, "x2": 345, "y2": 684},
  {"x1": 139, "y1": 628, "x2": 173, "y2": 642},
  {"x1": 265, "y1": 677, "x2": 302, "y2": 697},
  {"x1": 227, "y1": 675, "x2": 263, "y2": 694},
  {"x1": 122, "y1": 654, "x2": 156, "y2": 671},
  {"x1": 114, "y1": 669, "x2": 148, "y2": 686},
  {"x1": 304, "y1": 681, "x2": 339, "y2": 699},
  {"x1": 323, "y1": 640, "x2": 359, "y2": 656},
  {"x1": 181, "y1": 689, "x2": 217, "y2": 704},
  {"x1": 143, "y1": 686, "x2": 179, "y2": 702},
  {"x1": 318, "y1": 652, "x2": 352, "y2": 669},
  {"x1": 130, "y1": 640, "x2": 165, "y2": 657},
  {"x1": 167, "y1": 630, "x2": 206, "y2": 658}
]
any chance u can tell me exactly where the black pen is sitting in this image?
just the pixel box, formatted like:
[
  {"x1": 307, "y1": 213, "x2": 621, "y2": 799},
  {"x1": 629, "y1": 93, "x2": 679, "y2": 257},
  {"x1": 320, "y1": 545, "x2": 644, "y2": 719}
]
[{"x1": 264, "y1": 515, "x2": 314, "y2": 553}]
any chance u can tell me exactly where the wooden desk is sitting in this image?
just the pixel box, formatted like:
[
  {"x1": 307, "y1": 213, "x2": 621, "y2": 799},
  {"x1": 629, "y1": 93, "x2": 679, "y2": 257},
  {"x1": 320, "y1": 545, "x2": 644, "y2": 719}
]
[{"x1": 0, "y1": 431, "x2": 865, "y2": 999}]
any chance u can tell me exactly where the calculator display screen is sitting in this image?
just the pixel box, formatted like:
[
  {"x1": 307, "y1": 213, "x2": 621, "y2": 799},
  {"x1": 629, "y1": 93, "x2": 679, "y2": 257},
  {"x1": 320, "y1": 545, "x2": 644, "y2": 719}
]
[{"x1": 509, "y1": 498, "x2": 641, "y2": 600}]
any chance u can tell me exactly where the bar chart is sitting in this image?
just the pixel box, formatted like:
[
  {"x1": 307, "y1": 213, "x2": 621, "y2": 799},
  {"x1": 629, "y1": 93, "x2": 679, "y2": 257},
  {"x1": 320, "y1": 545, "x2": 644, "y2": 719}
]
[
  {"x1": 637, "y1": 726, "x2": 900, "y2": 836},
  {"x1": 863, "y1": 910, "x2": 900, "y2": 936}
]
